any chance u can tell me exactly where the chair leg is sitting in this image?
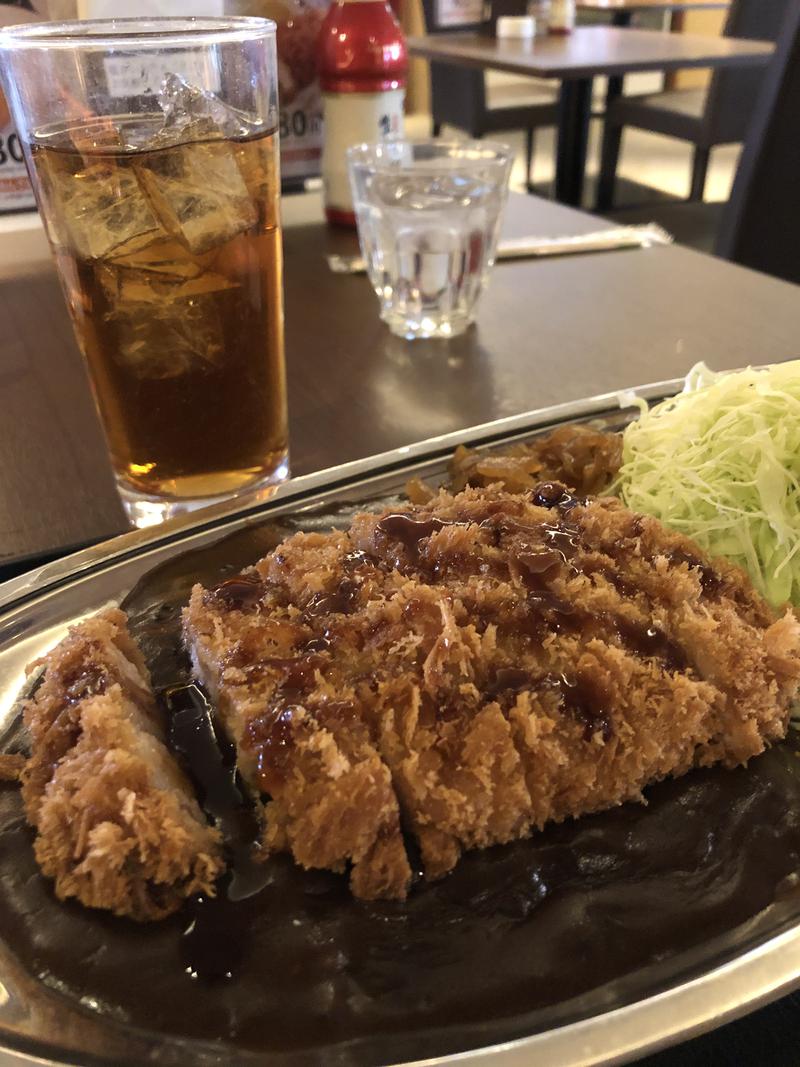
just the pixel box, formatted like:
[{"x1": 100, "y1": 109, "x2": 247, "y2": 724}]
[
  {"x1": 432, "y1": 120, "x2": 442, "y2": 137},
  {"x1": 525, "y1": 127, "x2": 535, "y2": 191},
  {"x1": 595, "y1": 121, "x2": 623, "y2": 212},
  {"x1": 690, "y1": 146, "x2": 710, "y2": 202}
]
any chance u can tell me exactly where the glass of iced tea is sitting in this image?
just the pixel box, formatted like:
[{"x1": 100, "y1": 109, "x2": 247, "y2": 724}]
[{"x1": 0, "y1": 17, "x2": 288, "y2": 527}]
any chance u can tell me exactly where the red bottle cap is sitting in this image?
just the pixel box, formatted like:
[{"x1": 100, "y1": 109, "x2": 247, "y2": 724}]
[{"x1": 318, "y1": 0, "x2": 408, "y2": 94}]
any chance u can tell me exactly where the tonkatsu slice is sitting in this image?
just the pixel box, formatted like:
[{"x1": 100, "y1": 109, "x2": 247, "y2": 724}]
[
  {"x1": 22, "y1": 609, "x2": 223, "y2": 921},
  {"x1": 184, "y1": 484, "x2": 800, "y2": 900}
]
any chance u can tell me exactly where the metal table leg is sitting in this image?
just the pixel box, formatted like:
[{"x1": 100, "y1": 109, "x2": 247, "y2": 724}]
[
  {"x1": 554, "y1": 76, "x2": 593, "y2": 206},
  {"x1": 605, "y1": 9, "x2": 633, "y2": 113}
]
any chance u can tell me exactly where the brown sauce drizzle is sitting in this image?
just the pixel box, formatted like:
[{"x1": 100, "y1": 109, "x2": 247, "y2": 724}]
[
  {"x1": 525, "y1": 598, "x2": 687, "y2": 675},
  {"x1": 495, "y1": 514, "x2": 581, "y2": 566},
  {"x1": 316, "y1": 699, "x2": 359, "y2": 730},
  {"x1": 542, "y1": 522, "x2": 581, "y2": 562},
  {"x1": 302, "y1": 549, "x2": 380, "y2": 620},
  {"x1": 243, "y1": 653, "x2": 326, "y2": 695},
  {"x1": 210, "y1": 574, "x2": 266, "y2": 612},
  {"x1": 163, "y1": 683, "x2": 275, "y2": 985},
  {"x1": 245, "y1": 698, "x2": 360, "y2": 796},
  {"x1": 59, "y1": 663, "x2": 108, "y2": 704},
  {"x1": 548, "y1": 673, "x2": 613, "y2": 742},
  {"x1": 516, "y1": 548, "x2": 562, "y2": 576},
  {"x1": 304, "y1": 580, "x2": 360, "y2": 618},
  {"x1": 614, "y1": 617, "x2": 688, "y2": 673},
  {"x1": 304, "y1": 634, "x2": 333, "y2": 654},
  {"x1": 517, "y1": 554, "x2": 577, "y2": 623},
  {"x1": 497, "y1": 508, "x2": 690, "y2": 675},
  {"x1": 164, "y1": 684, "x2": 268, "y2": 902},
  {"x1": 342, "y1": 549, "x2": 379, "y2": 571},
  {"x1": 378, "y1": 514, "x2": 459, "y2": 554},
  {"x1": 586, "y1": 561, "x2": 640, "y2": 601},
  {"x1": 487, "y1": 667, "x2": 532, "y2": 698},
  {"x1": 667, "y1": 548, "x2": 724, "y2": 598},
  {"x1": 531, "y1": 482, "x2": 585, "y2": 512},
  {"x1": 247, "y1": 705, "x2": 298, "y2": 793}
]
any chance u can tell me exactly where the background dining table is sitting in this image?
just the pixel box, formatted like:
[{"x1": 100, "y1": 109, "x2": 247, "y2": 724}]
[
  {"x1": 1, "y1": 187, "x2": 800, "y2": 1061},
  {"x1": 407, "y1": 26, "x2": 774, "y2": 204}
]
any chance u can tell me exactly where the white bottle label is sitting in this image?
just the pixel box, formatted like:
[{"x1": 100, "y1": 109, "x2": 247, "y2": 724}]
[{"x1": 321, "y1": 88, "x2": 405, "y2": 215}]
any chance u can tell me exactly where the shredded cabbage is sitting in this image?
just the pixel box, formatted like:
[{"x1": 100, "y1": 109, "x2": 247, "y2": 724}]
[{"x1": 617, "y1": 360, "x2": 800, "y2": 609}]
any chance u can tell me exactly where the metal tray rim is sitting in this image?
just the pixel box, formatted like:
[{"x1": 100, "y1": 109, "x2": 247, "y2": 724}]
[{"x1": 422, "y1": 920, "x2": 800, "y2": 1067}]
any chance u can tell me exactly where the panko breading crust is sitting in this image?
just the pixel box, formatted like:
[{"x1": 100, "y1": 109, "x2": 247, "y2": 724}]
[
  {"x1": 184, "y1": 484, "x2": 800, "y2": 900},
  {"x1": 22, "y1": 609, "x2": 223, "y2": 921}
]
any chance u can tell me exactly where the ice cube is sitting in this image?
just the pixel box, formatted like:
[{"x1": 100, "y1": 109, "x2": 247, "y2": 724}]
[
  {"x1": 132, "y1": 74, "x2": 259, "y2": 254},
  {"x1": 101, "y1": 287, "x2": 226, "y2": 380},
  {"x1": 98, "y1": 262, "x2": 237, "y2": 305},
  {"x1": 111, "y1": 237, "x2": 216, "y2": 280},
  {"x1": 153, "y1": 73, "x2": 256, "y2": 145},
  {"x1": 135, "y1": 138, "x2": 257, "y2": 254},
  {"x1": 97, "y1": 252, "x2": 237, "y2": 378},
  {"x1": 107, "y1": 300, "x2": 224, "y2": 380},
  {"x1": 37, "y1": 155, "x2": 163, "y2": 260},
  {"x1": 69, "y1": 117, "x2": 128, "y2": 155}
]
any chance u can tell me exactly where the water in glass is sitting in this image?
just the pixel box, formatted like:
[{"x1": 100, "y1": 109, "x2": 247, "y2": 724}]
[{"x1": 349, "y1": 141, "x2": 511, "y2": 339}]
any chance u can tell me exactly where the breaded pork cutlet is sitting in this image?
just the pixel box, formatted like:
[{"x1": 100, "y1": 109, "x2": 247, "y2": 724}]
[
  {"x1": 184, "y1": 484, "x2": 800, "y2": 900},
  {"x1": 22, "y1": 609, "x2": 223, "y2": 921}
]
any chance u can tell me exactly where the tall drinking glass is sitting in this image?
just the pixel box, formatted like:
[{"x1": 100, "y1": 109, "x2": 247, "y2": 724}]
[{"x1": 0, "y1": 17, "x2": 288, "y2": 527}]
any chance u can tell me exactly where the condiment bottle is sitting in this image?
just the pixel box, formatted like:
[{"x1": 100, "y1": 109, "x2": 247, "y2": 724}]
[
  {"x1": 548, "y1": 0, "x2": 575, "y2": 34},
  {"x1": 318, "y1": 0, "x2": 408, "y2": 226}
]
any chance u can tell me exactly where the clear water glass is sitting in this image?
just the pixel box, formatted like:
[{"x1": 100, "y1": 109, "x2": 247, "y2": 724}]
[{"x1": 347, "y1": 140, "x2": 512, "y2": 340}]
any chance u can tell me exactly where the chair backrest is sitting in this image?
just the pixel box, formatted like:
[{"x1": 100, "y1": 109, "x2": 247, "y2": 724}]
[
  {"x1": 420, "y1": 0, "x2": 484, "y2": 33},
  {"x1": 420, "y1": 0, "x2": 488, "y2": 130},
  {"x1": 715, "y1": 0, "x2": 800, "y2": 284},
  {"x1": 703, "y1": 0, "x2": 788, "y2": 144}
]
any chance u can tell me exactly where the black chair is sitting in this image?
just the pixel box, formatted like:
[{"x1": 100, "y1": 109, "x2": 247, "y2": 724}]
[
  {"x1": 715, "y1": 0, "x2": 800, "y2": 284},
  {"x1": 420, "y1": 0, "x2": 558, "y2": 187},
  {"x1": 600, "y1": 0, "x2": 800, "y2": 286},
  {"x1": 595, "y1": 0, "x2": 789, "y2": 211}
]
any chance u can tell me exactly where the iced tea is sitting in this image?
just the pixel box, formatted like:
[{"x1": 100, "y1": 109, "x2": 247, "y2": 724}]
[{"x1": 27, "y1": 115, "x2": 287, "y2": 502}]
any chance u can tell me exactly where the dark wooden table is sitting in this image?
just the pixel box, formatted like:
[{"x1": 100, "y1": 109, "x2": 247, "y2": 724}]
[
  {"x1": 2, "y1": 188, "x2": 800, "y2": 576},
  {"x1": 407, "y1": 26, "x2": 774, "y2": 204}
]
